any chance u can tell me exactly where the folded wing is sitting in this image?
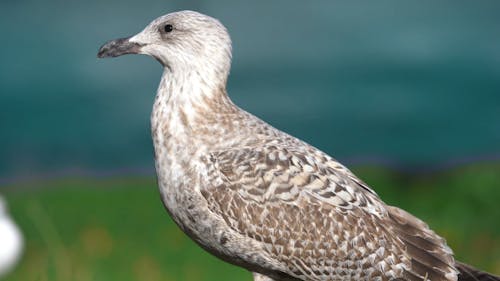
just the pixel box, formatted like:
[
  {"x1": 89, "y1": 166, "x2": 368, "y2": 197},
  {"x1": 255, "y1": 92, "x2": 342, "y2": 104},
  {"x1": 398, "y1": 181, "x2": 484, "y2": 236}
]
[{"x1": 201, "y1": 145, "x2": 458, "y2": 281}]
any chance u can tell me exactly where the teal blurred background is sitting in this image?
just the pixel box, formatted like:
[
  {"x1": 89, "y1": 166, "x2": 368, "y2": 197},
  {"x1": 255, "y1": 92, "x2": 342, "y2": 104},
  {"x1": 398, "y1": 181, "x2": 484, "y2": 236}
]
[
  {"x1": 0, "y1": 1, "x2": 499, "y2": 280},
  {"x1": 1, "y1": 0, "x2": 499, "y2": 182}
]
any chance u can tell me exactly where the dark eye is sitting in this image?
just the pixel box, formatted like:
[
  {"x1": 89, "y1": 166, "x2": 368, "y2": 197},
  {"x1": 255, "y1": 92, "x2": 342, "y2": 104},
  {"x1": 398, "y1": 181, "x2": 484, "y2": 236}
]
[{"x1": 164, "y1": 24, "x2": 173, "y2": 33}]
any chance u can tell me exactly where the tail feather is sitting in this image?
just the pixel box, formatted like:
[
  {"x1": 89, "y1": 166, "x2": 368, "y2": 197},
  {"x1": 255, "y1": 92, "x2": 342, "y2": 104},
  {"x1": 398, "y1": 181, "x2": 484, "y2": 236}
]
[{"x1": 456, "y1": 261, "x2": 500, "y2": 281}]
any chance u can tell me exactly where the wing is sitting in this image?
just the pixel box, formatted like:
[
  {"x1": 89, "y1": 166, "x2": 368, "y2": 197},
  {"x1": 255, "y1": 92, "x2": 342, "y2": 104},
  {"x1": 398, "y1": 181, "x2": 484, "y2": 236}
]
[{"x1": 201, "y1": 145, "x2": 458, "y2": 281}]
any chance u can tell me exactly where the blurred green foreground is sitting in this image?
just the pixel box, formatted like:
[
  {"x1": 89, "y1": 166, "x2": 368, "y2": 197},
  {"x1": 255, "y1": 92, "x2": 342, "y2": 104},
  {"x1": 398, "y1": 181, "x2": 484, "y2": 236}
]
[{"x1": 3, "y1": 164, "x2": 500, "y2": 281}]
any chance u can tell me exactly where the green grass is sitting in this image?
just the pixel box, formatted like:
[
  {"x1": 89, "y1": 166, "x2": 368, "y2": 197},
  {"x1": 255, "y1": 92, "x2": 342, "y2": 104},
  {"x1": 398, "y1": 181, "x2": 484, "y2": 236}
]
[{"x1": 2, "y1": 163, "x2": 500, "y2": 281}]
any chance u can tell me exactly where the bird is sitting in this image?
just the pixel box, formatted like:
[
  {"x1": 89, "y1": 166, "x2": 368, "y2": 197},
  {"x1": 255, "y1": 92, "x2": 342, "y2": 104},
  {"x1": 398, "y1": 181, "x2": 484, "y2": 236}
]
[
  {"x1": 98, "y1": 10, "x2": 499, "y2": 281},
  {"x1": 0, "y1": 195, "x2": 23, "y2": 278}
]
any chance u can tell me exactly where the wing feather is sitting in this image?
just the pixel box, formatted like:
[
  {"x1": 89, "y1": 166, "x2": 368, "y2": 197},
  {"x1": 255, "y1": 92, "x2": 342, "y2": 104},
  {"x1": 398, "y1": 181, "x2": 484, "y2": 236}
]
[{"x1": 201, "y1": 145, "x2": 457, "y2": 281}]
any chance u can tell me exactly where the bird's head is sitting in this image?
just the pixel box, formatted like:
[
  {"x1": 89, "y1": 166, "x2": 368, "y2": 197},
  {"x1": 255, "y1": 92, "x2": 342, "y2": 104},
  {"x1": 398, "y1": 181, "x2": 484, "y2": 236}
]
[{"x1": 98, "y1": 10, "x2": 232, "y2": 75}]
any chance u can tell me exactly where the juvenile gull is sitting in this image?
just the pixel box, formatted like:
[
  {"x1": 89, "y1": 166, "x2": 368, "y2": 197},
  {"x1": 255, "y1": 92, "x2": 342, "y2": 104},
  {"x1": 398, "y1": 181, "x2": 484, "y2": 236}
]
[{"x1": 98, "y1": 10, "x2": 499, "y2": 281}]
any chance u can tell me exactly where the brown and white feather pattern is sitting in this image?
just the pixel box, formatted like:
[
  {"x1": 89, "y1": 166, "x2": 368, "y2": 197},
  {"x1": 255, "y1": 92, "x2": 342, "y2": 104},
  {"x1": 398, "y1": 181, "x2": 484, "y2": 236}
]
[
  {"x1": 101, "y1": 10, "x2": 498, "y2": 281},
  {"x1": 200, "y1": 139, "x2": 457, "y2": 281},
  {"x1": 146, "y1": 12, "x2": 458, "y2": 281}
]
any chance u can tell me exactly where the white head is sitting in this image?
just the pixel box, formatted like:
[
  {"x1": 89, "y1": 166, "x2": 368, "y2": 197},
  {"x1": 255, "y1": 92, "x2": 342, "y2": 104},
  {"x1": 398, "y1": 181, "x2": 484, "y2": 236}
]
[{"x1": 98, "y1": 11, "x2": 232, "y2": 79}]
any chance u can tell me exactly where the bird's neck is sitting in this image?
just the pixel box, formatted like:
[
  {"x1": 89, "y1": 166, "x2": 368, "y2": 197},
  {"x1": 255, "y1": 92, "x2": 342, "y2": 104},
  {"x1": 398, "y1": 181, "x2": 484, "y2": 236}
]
[{"x1": 151, "y1": 67, "x2": 236, "y2": 154}]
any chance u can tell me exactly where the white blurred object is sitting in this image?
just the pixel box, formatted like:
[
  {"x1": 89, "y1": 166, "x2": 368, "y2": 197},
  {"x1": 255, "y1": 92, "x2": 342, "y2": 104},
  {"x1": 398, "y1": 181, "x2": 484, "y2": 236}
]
[{"x1": 0, "y1": 195, "x2": 23, "y2": 278}]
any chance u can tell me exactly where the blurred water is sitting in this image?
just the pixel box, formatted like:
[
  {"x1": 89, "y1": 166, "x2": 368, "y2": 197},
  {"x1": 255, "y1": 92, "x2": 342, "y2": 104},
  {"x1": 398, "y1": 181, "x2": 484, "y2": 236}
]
[{"x1": 1, "y1": 1, "x2": 499, "y2": 181}]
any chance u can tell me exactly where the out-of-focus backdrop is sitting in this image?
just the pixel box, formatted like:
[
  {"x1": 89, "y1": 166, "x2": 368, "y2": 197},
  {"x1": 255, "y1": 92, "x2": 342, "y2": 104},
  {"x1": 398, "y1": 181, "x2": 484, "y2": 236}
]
[{"x1": 1, "y1": 1, "x2": 499, "y2": 280}]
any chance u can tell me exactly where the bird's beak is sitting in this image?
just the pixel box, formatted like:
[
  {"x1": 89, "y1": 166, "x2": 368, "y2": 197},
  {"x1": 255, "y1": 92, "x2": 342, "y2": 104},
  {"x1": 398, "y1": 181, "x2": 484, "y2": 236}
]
[{"x1": 97, "y1": 37, "x2": 144, "y2": 58}]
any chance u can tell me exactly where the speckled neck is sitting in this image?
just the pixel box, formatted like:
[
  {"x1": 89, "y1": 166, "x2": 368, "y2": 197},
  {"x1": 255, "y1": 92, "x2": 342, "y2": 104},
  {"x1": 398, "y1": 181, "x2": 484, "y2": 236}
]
[{"x1": 150, "y1": 66, "x2": 238, "y2": 173}]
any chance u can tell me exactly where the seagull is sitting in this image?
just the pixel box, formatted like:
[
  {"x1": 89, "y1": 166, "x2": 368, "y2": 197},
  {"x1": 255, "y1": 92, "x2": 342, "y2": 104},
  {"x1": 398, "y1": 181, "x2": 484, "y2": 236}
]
[
  {"x1": 0, "y1": 195, "x2": 23, "y2": 278},
  {"x1": 98, "y1": 10, "x2": 499, "y2": 281}
]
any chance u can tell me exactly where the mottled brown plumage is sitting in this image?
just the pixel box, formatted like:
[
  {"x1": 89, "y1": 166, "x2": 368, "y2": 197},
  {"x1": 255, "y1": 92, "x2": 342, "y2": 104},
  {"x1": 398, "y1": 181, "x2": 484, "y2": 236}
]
[
  {"x1": 201, "y1": 143, "x2": 457, "y2": 280},
  {"x1": 98, "y1": 10, "x2": 499, "y2": 281}
]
